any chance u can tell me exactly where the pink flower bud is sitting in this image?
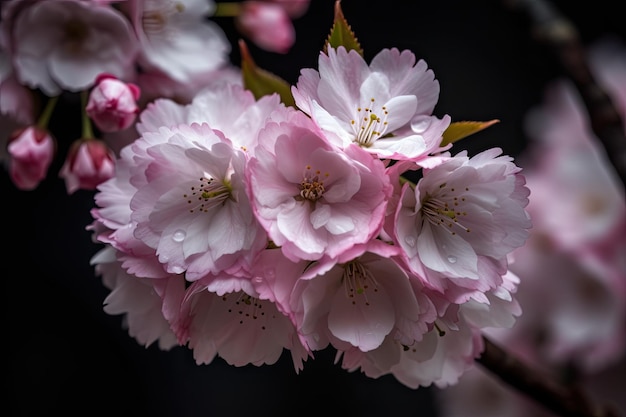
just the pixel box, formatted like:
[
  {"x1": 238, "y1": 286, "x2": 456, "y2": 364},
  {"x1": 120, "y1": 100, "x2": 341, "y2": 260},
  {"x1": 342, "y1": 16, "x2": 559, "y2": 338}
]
[
  {"x1": 237, "y1": 2, "x2": 295, "y2": 54},
  {"x1": 86, "y1": 73, "x2": 140, "y2": 132},
  {"x1": 59, "y1": 138, "x2": 116, "y2": 194},
  {"x1": 7, "y1": 126, "x2": 56, "y2": 190}
]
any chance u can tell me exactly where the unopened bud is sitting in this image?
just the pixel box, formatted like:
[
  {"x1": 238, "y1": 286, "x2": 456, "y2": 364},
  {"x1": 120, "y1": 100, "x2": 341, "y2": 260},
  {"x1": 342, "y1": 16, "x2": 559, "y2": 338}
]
[
  {"x1": 7, "y1": 126, "x2": 56, "y2": 190},
  {"x1": 59, "y1": 138, "x2": 116, "y2": 194},
  {"x1": 86, "y1": 73, "x2": 140, "y2": 132},
  {"x1": 237, "y1": 2, "x2": 295, "y2": 54}
]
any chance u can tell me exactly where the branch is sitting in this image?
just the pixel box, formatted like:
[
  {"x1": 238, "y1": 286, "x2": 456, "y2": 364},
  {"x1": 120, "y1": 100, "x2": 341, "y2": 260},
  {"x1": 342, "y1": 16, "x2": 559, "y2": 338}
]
[
  {"x1": 476, "y1": 335, "x2": 621, "y2": 417},
  {"x1": 504, "y1": 0, "x2": 626, "y2": 189}
]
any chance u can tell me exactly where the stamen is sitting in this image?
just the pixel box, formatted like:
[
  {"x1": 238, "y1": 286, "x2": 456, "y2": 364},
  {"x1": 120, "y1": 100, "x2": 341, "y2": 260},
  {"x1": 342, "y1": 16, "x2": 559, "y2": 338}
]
[
  {"x1": 223, "y1": 292, "x2": 270, "y2": 329},
  {"x1": 296, "y1": 165, "x2": 328, "y2": 201},
  {"x1": 342, "y1": 261, "x2": 379, "y2": 306},
  {"x1": 350, "y1": 98, "x2": 390, "y2": 147},
  {"x1": 183, "y1": 175, "x2": 231, "y2": 213},
  {"x1": 421, "y1": 183, "x2": 471, "y2": 235}
]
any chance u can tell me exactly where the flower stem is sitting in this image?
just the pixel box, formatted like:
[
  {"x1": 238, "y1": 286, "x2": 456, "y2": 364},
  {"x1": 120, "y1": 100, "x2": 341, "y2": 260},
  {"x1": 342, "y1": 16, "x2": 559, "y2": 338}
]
[
  {"x1": 80, "y1": 90, "x2": 95, "y2": 139},
  {"x1": 213, "y1": 2, "x2": 242, "y2": 17},
  {"x1": 36, "y1": 95, "x2": 59, "y2": 130}
]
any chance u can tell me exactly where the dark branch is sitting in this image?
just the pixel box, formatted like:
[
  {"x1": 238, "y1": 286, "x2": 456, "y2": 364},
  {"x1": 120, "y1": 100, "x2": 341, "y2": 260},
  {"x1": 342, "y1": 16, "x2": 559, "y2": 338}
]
[
  {"x1": 505, "y1": 0, "x2": 626, "y2": 190},
  {"x1": 476, "y1": 335, "x2": 621, "y2": 417}
]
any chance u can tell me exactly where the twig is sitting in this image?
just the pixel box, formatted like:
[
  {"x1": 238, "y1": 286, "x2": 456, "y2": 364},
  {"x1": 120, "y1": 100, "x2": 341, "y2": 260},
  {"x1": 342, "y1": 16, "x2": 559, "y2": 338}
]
[
  {"x1": 476, "y1": 335, "x2": 621, "y2": 417},
  {"x1": 504, "y1": 0, "x2": 626, "y2": 190}
]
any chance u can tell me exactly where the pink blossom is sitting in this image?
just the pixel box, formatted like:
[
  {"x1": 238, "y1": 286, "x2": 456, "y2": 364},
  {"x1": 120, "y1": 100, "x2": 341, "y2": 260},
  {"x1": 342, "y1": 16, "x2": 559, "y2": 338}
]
[
  {"x1": 247, "y1": 109, "x2": 393, "y2": 262},
  {"x1": 129, "y1": 123, "x2": 268, "y2": 279},
  {"x1": 59, "y1": 138, "x2": 116, "y2": 194},
  {"x1": 89, "y1": 152, "x2": 173, "y2": 280},
  {"x1": 236, "y1": 2, "x2": 295, "y2": 54},
  {"x1": 292, "y1": 46, "x2": 451, "y2": 162},
  {"x1": 506, "y1": 231, "x2": 626, "y2": 372},
  {"x1": 136, "y1": 82, "x2": 281, "y2": 155},
  {"x1": 86, "y1": 73, "x2": 140, "y2": 132},
  {"x1": 7, "y1": 125, "x2": 55, "y2": 190},
  {"x1": 129, "y1": 0, "x2": 230, "y2": 83},
  {"x1": 393, "y1": 147, "x2": 532, "y2": 303},
  {"x1": 180, "y1": 276, "x2": 309, "y2": 369},
  {"x1": 10, "y1": 0, "x2": 138, "y2": 96},
  {"x1": 337, "y1": 303, "x2": 484, "y2": 389},
  {"x1": 292, "y1": 239, "x2": 437, "y2": 353},
  {"x1": 93, "y1": 245, "x2": 180, "y2": 350}
]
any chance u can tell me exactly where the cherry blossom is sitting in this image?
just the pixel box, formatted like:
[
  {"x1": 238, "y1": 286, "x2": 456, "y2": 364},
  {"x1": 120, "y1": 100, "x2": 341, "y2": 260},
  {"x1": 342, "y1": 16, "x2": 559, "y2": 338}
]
[
  {"x1": 179, "y1": 275, "x2": 310, "y2": 370},
  {"x1": 292, "y1": 46, "x2": 451, "y2": 162},
  {"x1": 393, "y1": 147, "x2": 532, "y2": 303},
  {"x1": 1, "y1": 0, "x2": 561, "y2": 398},
  {"x1": 92, "y1": 245, "x2": 180, "y2": 350},
  {"x1": 127, "y1": 123, "x2": 267, "y2": 279},
  {"x1": 246, "y1": 108, "x2": 393, "y2": 262},
  {"x1": 10, "y1": 0, "x2": 138, "y2": 96},
  {"x1": 291, "y1": 239, "x2": 436, "y2": 353},
  {"x1": 129, "y1": 0, "x2": 231, "y2": 84}
]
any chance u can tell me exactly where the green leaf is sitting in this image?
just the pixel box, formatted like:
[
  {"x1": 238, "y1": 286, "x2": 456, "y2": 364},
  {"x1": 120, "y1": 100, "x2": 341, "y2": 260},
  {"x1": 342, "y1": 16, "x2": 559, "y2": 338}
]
[
  {"x1": 239, "y1": 40, "x2": 295, "y2": 107},
  {"x1": 441, "y1": 119, "x2": 500, "y2": 146},
  {"x1": 324, "y1": 0, "x2": 363, "y2": 56}
]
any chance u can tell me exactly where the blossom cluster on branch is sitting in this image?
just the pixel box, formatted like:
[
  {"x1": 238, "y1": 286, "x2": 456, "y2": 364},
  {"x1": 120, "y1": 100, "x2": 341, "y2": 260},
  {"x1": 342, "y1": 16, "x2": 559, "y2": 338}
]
[
  {"x1": 8, "y1": 0, "x2": 624, "y2": 412},
  {"x1": 82, "y1": 2, "x2": 533, "y2": 389},
  {"x1": 2, "y1": 0, "x2": 534, "y2": 390}
]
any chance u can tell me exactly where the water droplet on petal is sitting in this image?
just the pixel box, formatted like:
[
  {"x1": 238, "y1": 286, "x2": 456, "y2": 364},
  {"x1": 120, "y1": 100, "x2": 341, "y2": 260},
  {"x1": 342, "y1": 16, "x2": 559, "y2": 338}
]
[
  {"x1": 447, "y1": 255, "x2": 457, "y2": 264},
  {"x1": 265, "y1": 268, "x2": 276, "y2": 279},
  {"x1": 172, "y1": 229, "x2": 186, "y2": 242},
  {"x1": 410, "y1": 115, "x2": 432, "y2": 134},
  {"x1": 404, "y1": 236, "x2": 417, "y2": 247}
]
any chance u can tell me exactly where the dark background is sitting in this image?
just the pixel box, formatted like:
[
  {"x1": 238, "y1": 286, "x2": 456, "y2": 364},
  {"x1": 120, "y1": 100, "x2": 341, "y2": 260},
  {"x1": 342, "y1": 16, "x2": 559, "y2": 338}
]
[{"x1": 5, "y1": 1, "x2": 625, "y2": 416}]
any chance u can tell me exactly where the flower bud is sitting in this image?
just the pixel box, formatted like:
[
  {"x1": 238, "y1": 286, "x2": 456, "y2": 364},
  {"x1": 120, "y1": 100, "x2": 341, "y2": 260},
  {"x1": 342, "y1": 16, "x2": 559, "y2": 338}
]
[
  {"x1": 86, "y1": 73, "x2": 140, "y2": 132},
  {"x1": 59, "y1": 138, "x2": 116, "y2": 194},
  {"x1": 237, "y1": 2, "x2": 295, "y2": 54},
  {"x1": 7, "y1": 126, "x2": 56, "y2": 190}
]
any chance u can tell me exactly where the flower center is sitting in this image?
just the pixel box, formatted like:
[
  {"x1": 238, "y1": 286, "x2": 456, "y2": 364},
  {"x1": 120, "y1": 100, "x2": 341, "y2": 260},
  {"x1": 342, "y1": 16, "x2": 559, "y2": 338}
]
[
  {"x1": 342, "y1": 261, "x2": 379, "y2": 306},
  {"x1": 350, "y1": 98, "x2": 389, "y2": 147},
  {"x1": 63, "y1": 18, "x2": 90, "y2": 54},
  {"x1": 183, "y1": 175, "x2": 231, "y2": 213},
  {"x1": 223, "y1": 292, "x2": 271, "y2": 328},
  {"x1": 296, "y1": 165, "x2": 328, "y2": 201},
  {"x1": 421, "y1": 183, "x2": 471, "y2": 235}
]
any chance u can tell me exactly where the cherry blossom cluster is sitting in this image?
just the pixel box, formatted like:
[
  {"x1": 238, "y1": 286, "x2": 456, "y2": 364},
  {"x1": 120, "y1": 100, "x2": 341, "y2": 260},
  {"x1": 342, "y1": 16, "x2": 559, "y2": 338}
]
[
  {"x1": 87, "y1": 22, "x2": 533, "y2": 387},
  {"x1": 2, "y1": 0, "x2": 534, "y2": 389},
  {"x1": 0, "y1": 0, "x2": 308, "y2": 192}
]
